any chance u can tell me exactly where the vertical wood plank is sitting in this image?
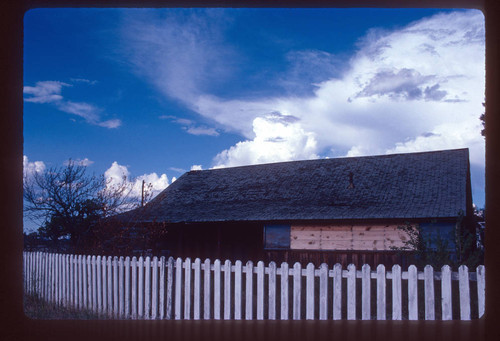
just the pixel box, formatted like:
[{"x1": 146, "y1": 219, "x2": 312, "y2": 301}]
[
  {"x1": 424, "y1": 265, "x2": 435, "y2": 320},
  {"x1": 392, "y1": 264, "x2": 402, "y2": 320},
  {"x1": 125, "y1": 257, "x2": 131, "y2": 319},
  {"x1": 268, "y1": 261, "x2": 277, "y2": 320},
  {"x1": 193, "y1": 258, "x2": 201, "y2": 320},
  {"x1": 377, "y1": 264, "x2": 386, "y2": 320},
  {"x1": 144, "y1": 256, "x2": 151, "y2": 319},
  {"x1": 138, "y1": 256, "x2": 144, "y2": 319},
  {"x1": 245, "y1": 261, "x2": 253, "y2": 320},
  {"x1": 73, "y1": 254, "x2": 78, "y2": 308},
  {"x1": 60, "y1": 254, "x2": 65, "y2": 306},
  {"x1": 306, "y1": 263, "x2": 315, "y2": 320},
  {"x1": 333, "y1": 264, "x2": 342, "y2": 320},
  {"x1": 293, "y1": 262, "x2": 302, "y2": 320},
  {"x1": 101, "y1": 256, "x2": 107, "y2": 316},
  {"x1": 361, "y1": 264, "x2": 371, "y2": 320},
  {"x1": 477, "y1": 265, "x2": 485, "y2": 318},
  {"x1": 27, "y1": 252, "x2": 32, "y2": 295},
  {"x1": 23, "y1": 253, "x2": 26, "y2": 294},
  {"x1": 159, "y1": 256, "x2": 165, "y2": 320},
  {"x1": 131, "y1": 257, "x2": 137, "y2": 319},
  {"x1": 82, "y1": 255, "x2": 88, "y2": 309},
  {"x1": 69, "y1": 254, "x2": 73, "y2": 307},
  {"x1": 459, "y1": 265, "x2": 471, "y2": 320},
  {"x1": 203, "y1": 258, "x2": 211, "y2": 320},
  {"x1": 166, "y1": 257, "x2": 174, "y2": 320},
  {"x1": 46, "y1": 253, "x2": 50, "y2": 301},
  {"x1": 280, "y1": 262, "x2": 289, "y2": 320},
  {"x1": 119, "y1": 256, "x2": 125, "y2": 319},
  {"x1": 184, "y1": 257, "x2": 192, "y2": 320},
  {"x1": 91, "y1": 255, "x2": 97, "y2": 312},
  {"x1": 257, "y1": 261, "x2": 265, "y2": 320},
  {"x1": 174, "y1": 257, "x2": 183, "y2": 320},
  {"x1": 408, "y1": 265, "x2": 418, "y2": 320},
  {"x1": 224, "y1": 259, "x2": 232, "y2": 320},
  {"x1": 36, "y1": 252, "x2": 41, "y2": 298},
  {"x1": 49, "y1": 254, "x2": 53, "y2": 303},
  {"x1": 86, "y1": 255, "x2": 92, "y2": 310},
  {"x1": 347, "y1": 264, "x2": 356, "y2": 320},
  {"x1": 151, "y1": 257, "x2": 158, "y2": 320},
  {"x1": 43, "y1": 253, "x2": 49, "y2": 302},
  {"x1": 319, "y1": 263, "x2": 328, "y2": 320},
  {"x1": 113, "y1": 257, "x2": 119, "y2": 318},
  {"x1": 107, "y1": 257, "x2": 113, "y2": 318},
  {"x1": 66, "y1": 254, "x2": 70, "y2": 307},
  {"x1": 441, "y1": 265, "x2": 452, "y2": 320},
  {"x1": 234, "y1": 260, "x2": 242, "y2": 320},
  {"x1": 52, "y1": 254, "x2": 57, "y2": 304},
  {"x1": 213, "y1": 259, "x2": 221, "y2": 320},
  {"x1": 44, "y1": 253, "x2": 49, "y2": 301},
  {"x1": 96, "y1": 255, "x2": 102, "y2": 314}
]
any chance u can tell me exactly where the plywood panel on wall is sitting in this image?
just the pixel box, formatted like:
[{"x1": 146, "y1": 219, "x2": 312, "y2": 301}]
[{"x1": 290, "y1": 223, "x2": 414, "y2": 251}]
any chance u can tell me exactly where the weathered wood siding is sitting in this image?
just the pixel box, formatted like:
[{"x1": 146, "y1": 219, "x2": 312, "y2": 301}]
[{"x1": 290, "y1": 223, "x2": 412, "y2": 251}]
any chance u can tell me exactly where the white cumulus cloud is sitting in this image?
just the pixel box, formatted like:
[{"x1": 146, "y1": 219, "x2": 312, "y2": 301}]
[
  {"x1": 23, "y1": 155, "x2": 46, "y2": 178},
  {"x1": 123, "y1": 9, "x2": 485, "y2": 203},
  {"x1": 104, "y1": 161, "x2": 170, "y2": 199}
]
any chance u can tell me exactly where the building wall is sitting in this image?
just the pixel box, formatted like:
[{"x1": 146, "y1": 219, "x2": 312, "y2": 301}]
[{"x1": 289, "y1": 223, "x2": 413, "y2": 251}]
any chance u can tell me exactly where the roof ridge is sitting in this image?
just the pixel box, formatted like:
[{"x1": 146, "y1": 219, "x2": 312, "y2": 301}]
[{"x1": 188, "y1": 148, "x2": 469, "y2": 174}]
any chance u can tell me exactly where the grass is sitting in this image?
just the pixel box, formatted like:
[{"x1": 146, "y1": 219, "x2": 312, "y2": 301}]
[{"x1": 23, "y1": 293, "x2": 102, "y2": 319}]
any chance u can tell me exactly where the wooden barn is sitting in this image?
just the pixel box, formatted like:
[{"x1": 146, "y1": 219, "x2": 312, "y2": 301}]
[{"x1": 113, "y1": 148, "x2": 474, "y2": 267}]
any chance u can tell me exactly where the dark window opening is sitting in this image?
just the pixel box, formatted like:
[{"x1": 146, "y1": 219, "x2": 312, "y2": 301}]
[{"x1": 264, "y1": 224, "x2": 290, "y2": 249}]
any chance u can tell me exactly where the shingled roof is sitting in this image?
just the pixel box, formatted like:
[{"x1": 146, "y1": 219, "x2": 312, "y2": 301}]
[{"x1": 117, "y1": 148, "x2": 471, "y2": 224}]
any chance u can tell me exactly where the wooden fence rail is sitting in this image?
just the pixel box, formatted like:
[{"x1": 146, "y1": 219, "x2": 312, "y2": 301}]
[{"x1": 23, "y1": 251, "x2": 485, "y2": 320}]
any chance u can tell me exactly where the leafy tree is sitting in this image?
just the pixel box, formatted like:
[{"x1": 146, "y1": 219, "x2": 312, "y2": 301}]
[
  {"x1": 392, "y1": 211, "x2": 484, "y2": 270},
  {"x1": 23, "y1": 160, "x2": 145, "y2": 251}
]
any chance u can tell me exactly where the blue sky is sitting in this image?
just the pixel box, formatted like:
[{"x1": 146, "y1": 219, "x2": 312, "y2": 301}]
[{"x1": 23, "y1": 8, "x2": 485, "y2": 232}]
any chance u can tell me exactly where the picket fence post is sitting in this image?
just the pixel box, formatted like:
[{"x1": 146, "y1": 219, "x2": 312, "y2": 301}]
[
  {"x1": 174, "y1": 257, "x2": 182, "y2": 320},
  {"x1": 306, "y1": 263, "x2": 315, "y2": 320},
  {"x1": 166, "y1": 257, "x2": 174, "y2": 320},
  {"x1": 376, "y1": 264, "x2": 386, "y2": 320},
  {"x1": 24, "y1": 252, "x2": 487, "y2": 322},
  {"x1": 144, "y1": 256, "x2": 151, "y2": 319},
  {"x1": 158, "y1": 256, "x2": 165, "y2": 320},
  {"x1": 459, "y1": 265, "x2": 471, "y2": 320},
  {"x1": 125, "y1": 256, "x2": 131, "y2": 319},
  {"x1": 361, "y1": 264, "x2": 371, "y2": 320},
  {"x1": 213, "y1": 259, "x2": 221, "y2": 320},
  {"x1": 319, "y1": 263, "x2": 328, "y2": 320},
  {"x1": 477, "y1": 265, "x2": 485, "y2": 318},
  {"x1": 280, "y1": 262, "x2": 289, "y2": 320},
  {"x1": 203, "y1": 258, "x2": 211, "y2": 320},
  {"x1": 408, "y1": 265, "x2": 418, "y2": 320},
  {"x1": 424, "y1": 265, "x2": 435, "y2": 320},
  {"x1": 256, "y1": 261, "x2": 264, "y2": 320},
  {"x1": 268, "y1": 261, "x2": 277, "y2": 320},
  {"x1": 392, "y1": 264, "x2": 402, "y2": 320},
  {"x1": 292, "y1": 262, "x2": 301, "y2": 320},
  {"x1": 152, "y1": 256, "x2": 158, "y2": 320},
  {"x1": 245, "y1": 260, "x2": 253, "y2": 320},
  {"x1": 333, "y1": 264, "x2": 342, "y2": 320},
  {"x1": 224, "y1": 260, "x2": 232, "y2": 320},
  {"x1": 347, "y1": 264, "x2": 356, "y2": 320},
  {"x1": 193, "y1": 258, "x2": 201, "y2": 320},
  {"x1": 234, "y1": 260, "x2": 243, "y2": 320},
  {"x1": 184, "y1": 257, "x2": 192, "y2": 320},
  {"x1": 441, "y1": 265, "x2": 452, "y2": 320}
]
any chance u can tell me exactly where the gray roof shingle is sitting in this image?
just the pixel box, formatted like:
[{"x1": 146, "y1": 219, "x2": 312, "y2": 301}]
[{"x1": 118, "y1": 148, "x2": 470, "y2": 223}]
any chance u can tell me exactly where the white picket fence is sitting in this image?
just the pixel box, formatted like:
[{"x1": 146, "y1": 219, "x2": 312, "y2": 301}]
[{"x1": 23, "y1": 251, "x2": 485, "y2": 320}]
